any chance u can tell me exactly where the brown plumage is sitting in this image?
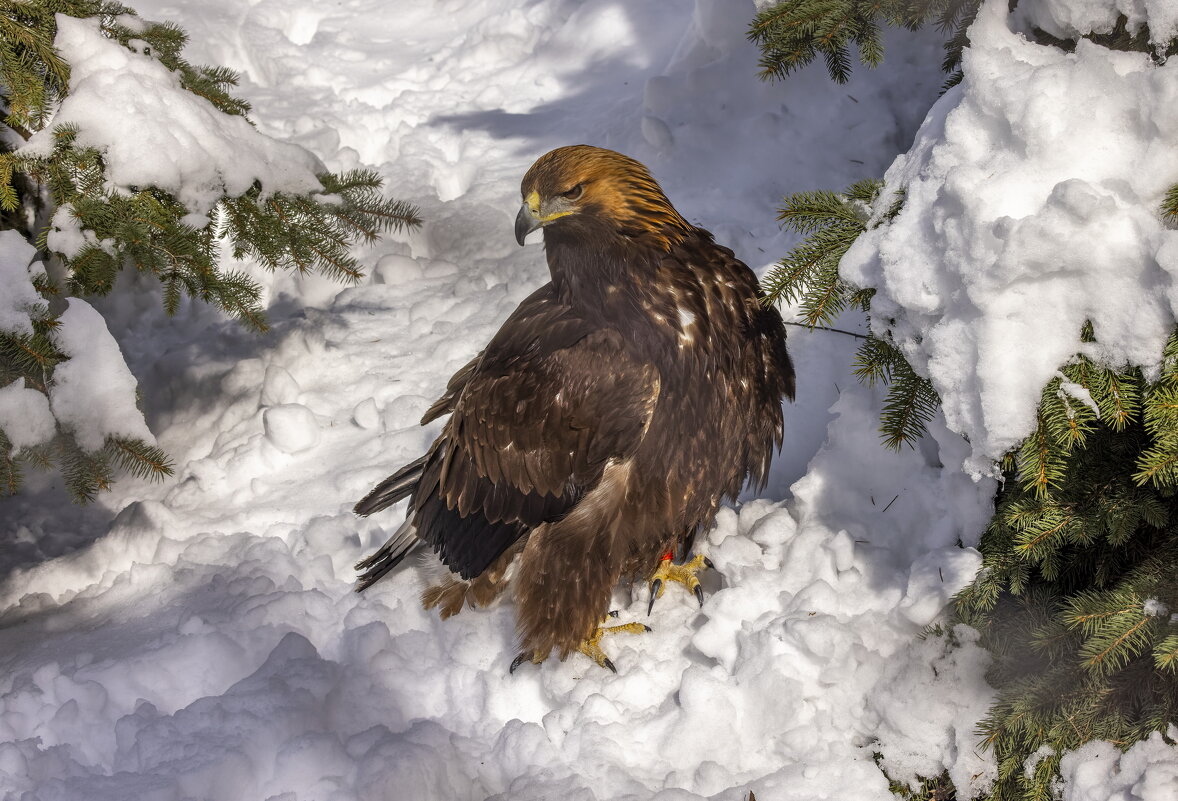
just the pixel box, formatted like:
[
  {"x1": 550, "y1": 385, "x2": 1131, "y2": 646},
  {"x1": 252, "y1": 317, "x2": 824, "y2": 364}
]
[{"x1": 353, "y1": 145, "x2": 794, "y2": 661}]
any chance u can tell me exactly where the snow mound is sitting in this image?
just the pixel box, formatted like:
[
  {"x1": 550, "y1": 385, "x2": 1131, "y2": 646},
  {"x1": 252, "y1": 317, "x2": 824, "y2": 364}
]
[
  {"x1": 0, "y1": 388, "x2": 997, "y2": 800},
  {"x1": 843, "y1": 0, "x2": 1178, "y2": 476},
  {"x1": 1057, "y1": 727, "x2": 1178, "y2": 801},
  {"x1": 263, "y1": 404, "x2": 320, "y2": 453}
]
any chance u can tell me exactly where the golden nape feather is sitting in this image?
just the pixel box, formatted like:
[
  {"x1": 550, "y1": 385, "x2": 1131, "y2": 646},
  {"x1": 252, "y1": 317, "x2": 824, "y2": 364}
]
[
  {"x1": 353, "y1": 145, "x2": 794, "y2": 670},
  {"x1": 519, "y1": 145, "x2": 695, "y2": 250}
]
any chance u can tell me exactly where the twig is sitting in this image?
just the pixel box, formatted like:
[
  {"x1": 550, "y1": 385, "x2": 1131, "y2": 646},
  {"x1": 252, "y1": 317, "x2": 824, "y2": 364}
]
[{"x1": 782, "y1": 320, "x2": 868, "y2": 340}]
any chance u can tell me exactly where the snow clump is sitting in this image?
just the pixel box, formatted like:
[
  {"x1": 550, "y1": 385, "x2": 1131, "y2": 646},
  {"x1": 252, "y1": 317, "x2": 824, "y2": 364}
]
[
  {"x1": 0, "y1": 380, "x2": 56, "y2": 452},
  {"x1": 19, "y1": 14, "x2": 326, "y2": 224},
  {"x1": 1057, "y1": 726, "x2": 1178, "y2": 801},
  {"x1": 1012, "y1": 0, "x2": 1178, "y2": 44},
  {"x1": 842, "y1": 0, "x2": 1178, "y2": 477},
  {"x1": 0, "y1": 231, "x2": 42, "y2": 337},
  {"x1": 48, "y1": 299, "x2": 155, "y2": 452}
]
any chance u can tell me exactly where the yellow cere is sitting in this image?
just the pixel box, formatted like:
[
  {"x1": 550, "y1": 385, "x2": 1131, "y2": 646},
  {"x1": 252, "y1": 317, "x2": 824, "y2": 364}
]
[{"x1": 526, "y1": 189, "x2": 575, "y2": 222}]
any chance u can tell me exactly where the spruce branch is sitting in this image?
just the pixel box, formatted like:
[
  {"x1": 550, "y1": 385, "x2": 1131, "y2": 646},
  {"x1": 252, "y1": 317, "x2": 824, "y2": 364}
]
[
  {"x1": 763, "y1": 179, "x2": 941, "y2": 450},
  {"x1": 952, "y1": 334, "x2": 1178, "y2": 799},
  {"x1": 1018, "y1": 413, "x2": 1069, "y2": 497},
  {"x1": 763, "y1": 180, "x2": 880, "y2": 323},
  {"x1": 781, "y1": 320, "x2": 866, "y2": 339},
  {"x1": 1164, "y1": 184, "x2": 1178, "y2": 225},
  {"x1": 104, "y1": 435, "x2": 174, "y2": 481},
  {"x1": 1076, "y1": 608, "x2": 1155, "y2": 676},
  {"x1": 0, "y1": 2, "x2": 422, "y2": 502},
  {"x1": 57, "y1": 433, "x2": 114, "y2": 503},
  {"x1": 748, "y1": 0, "x2": 980, "y2": 85},
  {"x1": 878, "y1": 360, "x2": 939, "y2": 449},
  {"x1": 1154, "y1": 634, "x2": 1178, "y2": 672},
  {"x1": 0, "y1": 428, "x2": 20, "y2": 495},
  {"x1": 853, "y1": 335, "x2": 940, "y2": 448}
]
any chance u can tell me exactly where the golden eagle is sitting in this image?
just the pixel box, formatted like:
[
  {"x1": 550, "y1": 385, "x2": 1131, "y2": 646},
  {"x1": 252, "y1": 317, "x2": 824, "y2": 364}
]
[{"x1": 354, "y1": 145, "x2": 794, "y2": 670}]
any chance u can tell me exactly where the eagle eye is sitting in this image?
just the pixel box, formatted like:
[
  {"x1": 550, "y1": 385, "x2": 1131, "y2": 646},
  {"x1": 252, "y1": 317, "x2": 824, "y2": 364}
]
[{"x1": 561, "y1": 184, "x2": 584, "y2": 201}]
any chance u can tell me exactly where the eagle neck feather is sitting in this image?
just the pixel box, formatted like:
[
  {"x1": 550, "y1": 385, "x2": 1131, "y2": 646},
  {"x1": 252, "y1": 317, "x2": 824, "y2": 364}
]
[{"x1": 544, "y1": 225, "x2": 683, "y2": 325}]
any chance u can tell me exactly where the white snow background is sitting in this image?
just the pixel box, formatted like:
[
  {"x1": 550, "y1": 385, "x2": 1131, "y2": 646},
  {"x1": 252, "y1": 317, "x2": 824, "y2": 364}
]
[{"x1": 1, "y1": 1, "x2": 1175, "y2": 799}]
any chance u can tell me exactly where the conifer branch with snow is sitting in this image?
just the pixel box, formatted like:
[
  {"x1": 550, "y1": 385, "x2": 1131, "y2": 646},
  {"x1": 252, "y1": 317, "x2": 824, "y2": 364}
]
[
  {"x1": 0, "y1": 1, "x2": 420, "y2": 500},
  {"x1": 757, "y1": 1, "x2": 1178, "y2": 798}
]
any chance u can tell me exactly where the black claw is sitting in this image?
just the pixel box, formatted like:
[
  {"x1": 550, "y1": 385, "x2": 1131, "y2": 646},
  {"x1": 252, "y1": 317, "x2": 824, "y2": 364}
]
[
  {"x1": 642, "y1": 624, "x2": 652, "y2": 632},
  {"x1": 509, "y1": 652, "x2": 529, "y2": 675},
  {"x1": 602, "y1": 657, "x2": 617, "y2": 673},
  {"x1": 694, "y1": 585, "x2": 705, "y2": 607},
  {"x1": 647, "y1": 579, "x2": 662, "y2": 615},
  {"x1": 703, "y1": 556, "x2": 715, "y2": 570}
]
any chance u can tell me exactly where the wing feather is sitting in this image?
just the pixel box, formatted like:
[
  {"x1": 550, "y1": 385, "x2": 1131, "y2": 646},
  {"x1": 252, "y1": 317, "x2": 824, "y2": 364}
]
[{"x1": 410, "y1": 286, "x2": 660, "y2": 580}]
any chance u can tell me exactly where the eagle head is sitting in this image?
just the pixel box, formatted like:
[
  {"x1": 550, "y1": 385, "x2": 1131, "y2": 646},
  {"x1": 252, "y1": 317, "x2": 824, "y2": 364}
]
[{"x1": 515, "y1": 145, "x2": 693, "y2": 249}]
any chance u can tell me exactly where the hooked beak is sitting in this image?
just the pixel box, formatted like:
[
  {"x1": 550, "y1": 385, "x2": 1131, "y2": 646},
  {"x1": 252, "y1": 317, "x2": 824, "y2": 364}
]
[{"x1": 515, "y1": 203, "x2": 541, "y2": 246}]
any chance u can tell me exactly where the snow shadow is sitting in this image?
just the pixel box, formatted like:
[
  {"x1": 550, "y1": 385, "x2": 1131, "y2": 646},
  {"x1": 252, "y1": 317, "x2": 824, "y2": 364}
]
[
  {"x1": 0, "y1": 485, "x2": 117, "y2": 581},
  {"x1": 0, "y1": 301, "x2": 300, "y2": 580},
  {"x1": 429, "y1": 0, "x2": 696, "y2": 156}
]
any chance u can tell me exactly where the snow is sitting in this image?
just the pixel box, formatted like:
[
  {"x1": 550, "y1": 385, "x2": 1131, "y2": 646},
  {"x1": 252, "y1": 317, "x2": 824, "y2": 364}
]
[
  {"x1": 1057, "y1": 374, "x2": 1101, "y2": 418},
  {"x1": 0, "y1": 230, "x2": 41, "y2": 336},
  {"x1": 21, "y1": 15, "x2": 326, "y2": 221},
  {"x1": 1143, "y1": 598, "x2": 1169, "y2": 617},
  {"x1": 868, "y1": 625, "x2": 996, "y2": 794},
  {"x1": 842, "y1": 0, "x2": 1178, "y2": 477},
  {"x1": 1011, "y1": 0, "x2": 1178, "y2": 44},
  {"x1": 262, "y1": 404, "x2": 321, "y2": 454},
  {"x1": 1057, "y1": 727, "x2": 1178, "y2": 801},
  {"x1": 0, "y1": 381, "x2": 56, "y2": 452},
  {"x1": 0, "y1": 229, "x2": 152, "y2": 456},
  {"x1": 1, "y1": 1, "x2": 1173, "y2": 799},
  {"x1": 44, "y1": 206, "x2": 99, "y2": 262},
  {"x1": 47, "y1": 299, "x2": 155, "y2": 453}
]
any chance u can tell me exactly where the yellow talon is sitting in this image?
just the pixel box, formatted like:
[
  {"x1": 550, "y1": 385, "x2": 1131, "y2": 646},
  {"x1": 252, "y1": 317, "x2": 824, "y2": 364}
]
[
  {"x1": 648, "y1": 553, "x2": 714, "y2": 614},
  {"x1": 510, "y1": 616, "x2": 651, "y2": 674},
  {"x1": 509, "y1": 650, "x2": 546, "y2": 674},
  {"x1": 577, "y1": 617, "x2": 652, "y2": 672}
]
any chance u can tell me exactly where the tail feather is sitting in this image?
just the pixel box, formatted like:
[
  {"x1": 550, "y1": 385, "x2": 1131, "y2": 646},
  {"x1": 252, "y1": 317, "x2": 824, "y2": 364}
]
[
  {"x1": 355, "y1": 519, "x2": 421, "y2": 592},
  {"x1": 353, "y1": 455, "x2": 426, "y2": 516},
  {"x1": 353, "y1": 454, "x2": 428, "y2": 591}
]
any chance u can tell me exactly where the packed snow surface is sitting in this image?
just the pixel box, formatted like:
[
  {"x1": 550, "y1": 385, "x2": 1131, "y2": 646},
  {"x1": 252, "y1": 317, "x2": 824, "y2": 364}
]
[{"x1": 2, "y1": 1, "x2": 1174, "y2": 799}]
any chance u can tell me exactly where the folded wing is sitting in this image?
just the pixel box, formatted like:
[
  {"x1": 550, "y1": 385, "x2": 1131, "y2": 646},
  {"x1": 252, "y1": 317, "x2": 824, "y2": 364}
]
[{"x1": 411, "y1": 288, "x2": 660, "y2": 580}]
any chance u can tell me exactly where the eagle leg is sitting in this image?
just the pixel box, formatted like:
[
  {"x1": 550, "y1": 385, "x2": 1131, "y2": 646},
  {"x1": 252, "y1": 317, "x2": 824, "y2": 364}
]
[
  {"x1": 509, "y1": 612, "x2": 651, "y2": 674},
  {"x1": 647, "y1": 553, "x2": 715, "y2": 615}
]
